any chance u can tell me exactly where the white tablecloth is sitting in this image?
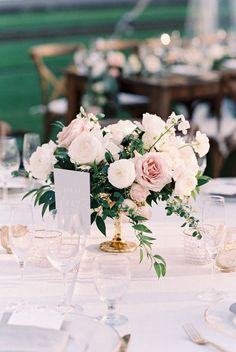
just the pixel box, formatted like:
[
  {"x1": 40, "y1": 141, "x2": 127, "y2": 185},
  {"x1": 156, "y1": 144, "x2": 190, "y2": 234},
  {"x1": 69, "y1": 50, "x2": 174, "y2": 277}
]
[{"x1": 0, "y1": 187, "x2": 236, "y2": 352}]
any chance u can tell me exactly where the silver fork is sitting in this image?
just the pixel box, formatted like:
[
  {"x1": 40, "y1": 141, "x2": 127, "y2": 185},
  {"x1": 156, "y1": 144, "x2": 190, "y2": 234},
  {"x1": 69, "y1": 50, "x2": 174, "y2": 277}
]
[{"x1": 183, "y1": 323, "x2": 230, "y2": 352}]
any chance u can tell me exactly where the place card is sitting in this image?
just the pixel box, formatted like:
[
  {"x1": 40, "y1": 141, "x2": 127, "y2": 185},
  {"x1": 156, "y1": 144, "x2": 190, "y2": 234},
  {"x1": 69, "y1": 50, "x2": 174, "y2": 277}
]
[
  {"x1": 8, "y1": 306, "x2": 63, "y2": 330},
  {"x1": 54, "y1": 169, "x2": 90, "y2": 235}
]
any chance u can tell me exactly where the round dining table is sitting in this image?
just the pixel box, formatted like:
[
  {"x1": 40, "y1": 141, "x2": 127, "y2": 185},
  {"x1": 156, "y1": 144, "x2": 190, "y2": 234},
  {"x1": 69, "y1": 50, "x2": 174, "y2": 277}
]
[{"x1": 0, "y1": 177, "x2": 236, "y2": 352}]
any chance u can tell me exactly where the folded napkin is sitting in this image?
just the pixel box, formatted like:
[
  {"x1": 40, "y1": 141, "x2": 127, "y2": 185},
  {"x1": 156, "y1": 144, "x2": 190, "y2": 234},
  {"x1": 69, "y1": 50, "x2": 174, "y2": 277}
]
[{"x1": 0, "y1": 324, "x2": 69, "y2": 352}]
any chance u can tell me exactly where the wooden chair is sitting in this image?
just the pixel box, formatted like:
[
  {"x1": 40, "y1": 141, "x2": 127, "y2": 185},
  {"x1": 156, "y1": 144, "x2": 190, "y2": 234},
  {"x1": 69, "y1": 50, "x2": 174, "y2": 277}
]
[
  {"x1": 29, "y1": 43, "x2": 82, "y2": 141},
  {"x1": 0, "y1": 121, "x2": 11, "y2": 136},
  {"x1": 93, "y1": 38, "x2": 139, "y2": 52}
]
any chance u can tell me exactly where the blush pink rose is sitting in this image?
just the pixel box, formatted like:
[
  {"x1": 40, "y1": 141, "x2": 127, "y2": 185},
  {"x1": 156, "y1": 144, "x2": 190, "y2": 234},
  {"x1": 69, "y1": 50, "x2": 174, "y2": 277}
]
[
  {"x1": 135, "y1": 152, "x2": 172, "y2": 192},
  {"x1": 130, "y1": 183, "x2": 150, "y2": 203},
  {"x1": 57, "y1": 118, "x2": 86, "y2": 148}
]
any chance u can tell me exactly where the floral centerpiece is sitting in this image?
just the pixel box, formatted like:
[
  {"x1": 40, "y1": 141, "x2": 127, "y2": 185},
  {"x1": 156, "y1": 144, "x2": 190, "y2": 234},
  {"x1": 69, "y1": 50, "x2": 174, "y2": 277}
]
[{"x1": 26, "y1": 107, "x2": 210, "y2": 278}]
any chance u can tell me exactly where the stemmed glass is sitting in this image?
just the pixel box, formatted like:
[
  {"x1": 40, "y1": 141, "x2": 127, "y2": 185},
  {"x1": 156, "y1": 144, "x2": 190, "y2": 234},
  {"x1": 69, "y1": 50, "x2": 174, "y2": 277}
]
[
  {"x1": 22, "y1": 133, "x2": 41, "y2": 172},
  {"x1": 46, "y1": 211, "x2": 82, "y2": 314},
  {"x1": 0, "y1": 137, "x2": 20, "y2": 200},
  {"x1": 94, "y1": 254, "x2": 131, "y2": 326},
  {"x1": 22, "y1": 133, "x2": 41, "y2": 188},
  {"x1": 8, "y1": 204, "x2": 34, "y2": 306},
  {"x1": 199, "y1": 195, "x2": 226, "y2": 302}
]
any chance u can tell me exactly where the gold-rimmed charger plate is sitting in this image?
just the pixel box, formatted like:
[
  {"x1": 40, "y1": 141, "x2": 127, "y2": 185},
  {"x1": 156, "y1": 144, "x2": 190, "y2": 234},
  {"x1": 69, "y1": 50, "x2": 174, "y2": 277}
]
[{"x1": 204, "y1": 299, "x2": 236, "y2": 338}]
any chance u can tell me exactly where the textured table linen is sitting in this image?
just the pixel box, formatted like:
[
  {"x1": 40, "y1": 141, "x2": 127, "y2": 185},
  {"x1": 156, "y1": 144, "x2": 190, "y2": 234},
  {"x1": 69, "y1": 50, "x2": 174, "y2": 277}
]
[{"x1": 0, "y1": 194, "x2": 236, "y2": 352}]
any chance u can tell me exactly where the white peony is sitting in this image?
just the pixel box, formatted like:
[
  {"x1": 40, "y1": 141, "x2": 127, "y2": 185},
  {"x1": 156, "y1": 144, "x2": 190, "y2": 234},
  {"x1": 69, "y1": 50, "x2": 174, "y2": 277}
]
[
  {"x1": 29, "y1": 141, "x2": 57, "y2": 180},
  {"x1": 68, "y1": 132, "x2": 104, "y2": 165},
  {"x1": 193, "y1": 131, "x2": 210, "y2": 157},
  {"x1": 174, "y1": 172, "x2": 198, "y2": 197},
  {"x1": 178, "y1": 145, "x2": 199, "y2": 177},
  {"x1": 108, "y1": 159, "x2": 136, "y2": 189}
]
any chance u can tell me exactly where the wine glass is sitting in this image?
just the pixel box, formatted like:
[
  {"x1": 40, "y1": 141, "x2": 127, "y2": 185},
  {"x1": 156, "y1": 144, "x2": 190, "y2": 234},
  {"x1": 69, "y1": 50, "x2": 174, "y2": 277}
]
[
  {"x1": 199, "y1": 195, "x2": 226, "y2": 302},
  {"x1": 46, "y1": 211, "x2": 82, "y2": 314},
  {"x1": 22, "y1": 133, "x2": 41, "y2": 188},
  {"x1": 22, "y1": 133, "x2": 41, "y2": 173},
  {"x1": 94, "y1": 254, "x2": 131, "y2": 326},
  {"x1": 8, "y1": 203, "x2": 34, "y2": 306},
  {"x1": 0, "y1": 137, "x2": 20, "y2": 200}
]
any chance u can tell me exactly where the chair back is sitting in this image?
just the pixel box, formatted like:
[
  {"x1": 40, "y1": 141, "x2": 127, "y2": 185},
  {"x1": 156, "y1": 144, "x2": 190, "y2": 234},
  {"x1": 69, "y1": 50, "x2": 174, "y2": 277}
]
[
  {"x1": 29, "y1": 43, "x2": 82, "y2": 106},
  {"x1": 93, "y1": 39, "x2": 139, "y2": 53}
]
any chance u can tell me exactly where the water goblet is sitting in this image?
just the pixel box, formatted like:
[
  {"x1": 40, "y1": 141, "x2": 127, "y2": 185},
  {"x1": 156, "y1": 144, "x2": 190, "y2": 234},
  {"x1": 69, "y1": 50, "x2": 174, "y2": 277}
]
[
  {"x1": 22, "y1": 133, "x2": 41, "y2": 188},
  {"x1": 8, "y1": 203, "x2": 34, "y2": 307},
  {"x1": 46, "y1": 211, "x2": 83, "y2": 314},
  {"x1": 94, "y1": 254, "x2": 131, "y2": 326},
  {"x1": 0, "y1": 137, "x2": 20, "y2": 200},
  {"x1": 199, "y1": 195, "x2": 226, "y2": 302},
  {"x1": 22, "y1": 132, "x2": 40, "y2": 171}
]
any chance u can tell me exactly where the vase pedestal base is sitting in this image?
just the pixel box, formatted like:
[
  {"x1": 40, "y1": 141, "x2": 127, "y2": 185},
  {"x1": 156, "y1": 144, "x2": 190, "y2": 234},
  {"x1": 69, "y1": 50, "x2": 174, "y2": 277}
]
[{"x1": 100, "y1": 240, "x2": 137, "y2": 253}]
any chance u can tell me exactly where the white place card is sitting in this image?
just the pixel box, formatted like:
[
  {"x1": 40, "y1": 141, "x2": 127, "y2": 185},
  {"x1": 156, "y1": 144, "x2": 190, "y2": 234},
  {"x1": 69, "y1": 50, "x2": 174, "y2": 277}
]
[
  {"x1": 54, "y1": 169, "x2": 90, "y2": 235},
  {"x1": 8, "y1": 307, "x2": 63, "y2": 330}
]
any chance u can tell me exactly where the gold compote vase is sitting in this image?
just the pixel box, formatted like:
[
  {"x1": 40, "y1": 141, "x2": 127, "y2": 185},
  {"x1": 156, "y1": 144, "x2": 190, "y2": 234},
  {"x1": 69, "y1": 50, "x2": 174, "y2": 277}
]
[{"x1": 100, "y1": 214, "x2": 138, "y2": 253}]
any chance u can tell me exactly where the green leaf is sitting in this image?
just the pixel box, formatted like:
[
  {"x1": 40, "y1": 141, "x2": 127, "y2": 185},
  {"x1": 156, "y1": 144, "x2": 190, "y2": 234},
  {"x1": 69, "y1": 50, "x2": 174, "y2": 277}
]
[
  {"x1": 132, "y1": 215, "x2": 148, "y2": 222},
  {"x1": 154, "y1": 262, "x2": 161, "y2": 278},
  {"x1": 133, "y1": 224, "x2": 152, "y2": 233},
  {"x1": 96, "y1": 216, "x2": 106, "y2": 236},
  {"x1": 159, "y1": 263, "x2": 166, "y2": 276},
  {"x1": 91, "y1": 212, "x2": 97, "y2": 224},
  {"x1": 139, "y1": 248, "x2": 144, "y2": 263},
  {"x1": 197, "y1": 175, "x2": 211, "y2": 187},
  {"x1": 105, "y1": 151, "x2": 114, "y2": 164},
  {"x1": 96, "y1": 113, "x2": 105, "y2": 120},
  {"x1": 153, "y1": 254, "x2": 166, "y2": 266}
]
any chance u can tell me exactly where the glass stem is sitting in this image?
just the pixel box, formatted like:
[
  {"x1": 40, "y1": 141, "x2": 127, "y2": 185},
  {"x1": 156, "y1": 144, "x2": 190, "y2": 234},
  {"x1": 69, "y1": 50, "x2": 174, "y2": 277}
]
[
  {"x1": 62, "y1": 272, "x2": 70, "y2": 306},
  {"x1": 19, "y1": 261, "x2": 25, "y2": 302},
  {"x1": 210, "y1": 258, "x2": 216, "y2": 292},
  {"x1": 106, "y1": 301, "x2": 116, "y2": 319},
  {"x1": 2, "y1": 174, "x2": 8, "y2": 200}
]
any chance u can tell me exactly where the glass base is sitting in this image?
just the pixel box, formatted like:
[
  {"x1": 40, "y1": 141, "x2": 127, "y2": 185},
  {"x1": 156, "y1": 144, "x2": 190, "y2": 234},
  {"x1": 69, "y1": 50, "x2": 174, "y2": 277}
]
[
  {"x1": 100, "y1": 240, "x2": 137, "y2": 253},
  {"x1": 198, "y1": 289, "x2": 225, "y2": 303},
  {"x1": 96, "y1": 313, "x2": 128, "y2": 326}
]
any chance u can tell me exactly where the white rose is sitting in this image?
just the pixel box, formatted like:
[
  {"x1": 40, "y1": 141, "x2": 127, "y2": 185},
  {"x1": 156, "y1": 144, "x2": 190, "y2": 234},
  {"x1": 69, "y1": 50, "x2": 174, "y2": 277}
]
[
  {"x1": 29, "y1": 141, "x2": 57, "y2": 180},
  {"x1": 174, "y1": 172, "x2": 198, "y2": 197},
  {"x1": 107, "y1": 51, "x2": 126, "y2": 68},
  {"x1": 108, "y1": 159, "x2": 136, "y2": 189},
  {"x1": 193, "y1": 131, "x2": 210, "y2": 157},
  {"x1": 128, "y1": 54, "x2": 142, "y2": 74},
  {"x1": 68, "y1": 132, "x2": 104, "y2": 165},
  {"x1": 91, "y1": 60, "x2": 107, "y2": 77},
  {"x1": 143, "y1": 55, "x2": 161, "y2": 73},
  {"x1": 142, "y1": 113, "x2": 166, "y2": 136},
  {"x1": 107, "y1": 120, "x2": 137, "y2": 144}
]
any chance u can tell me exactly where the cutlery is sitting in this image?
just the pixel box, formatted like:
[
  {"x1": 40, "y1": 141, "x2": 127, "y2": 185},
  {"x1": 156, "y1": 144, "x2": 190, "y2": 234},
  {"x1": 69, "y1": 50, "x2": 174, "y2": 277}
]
[
  {"x1": 229, "y1": 302, "x2": 236, "y2": 315},
  {"x1": 183, "y1": 323, "x2": 230, "y2": 352},
  {"x1": 119, "y1": 334, "x2": 131, "y2": 352}
]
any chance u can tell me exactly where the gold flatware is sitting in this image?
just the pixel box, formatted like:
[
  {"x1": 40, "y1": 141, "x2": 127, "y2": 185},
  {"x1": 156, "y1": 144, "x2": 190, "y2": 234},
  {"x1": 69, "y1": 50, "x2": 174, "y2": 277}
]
[
  {"x1": 119, "y1": 334, "x2": 131, "y2": 352},
  {"x1": 183, "y1": 323, "x2": 230, "y2": 352}
]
